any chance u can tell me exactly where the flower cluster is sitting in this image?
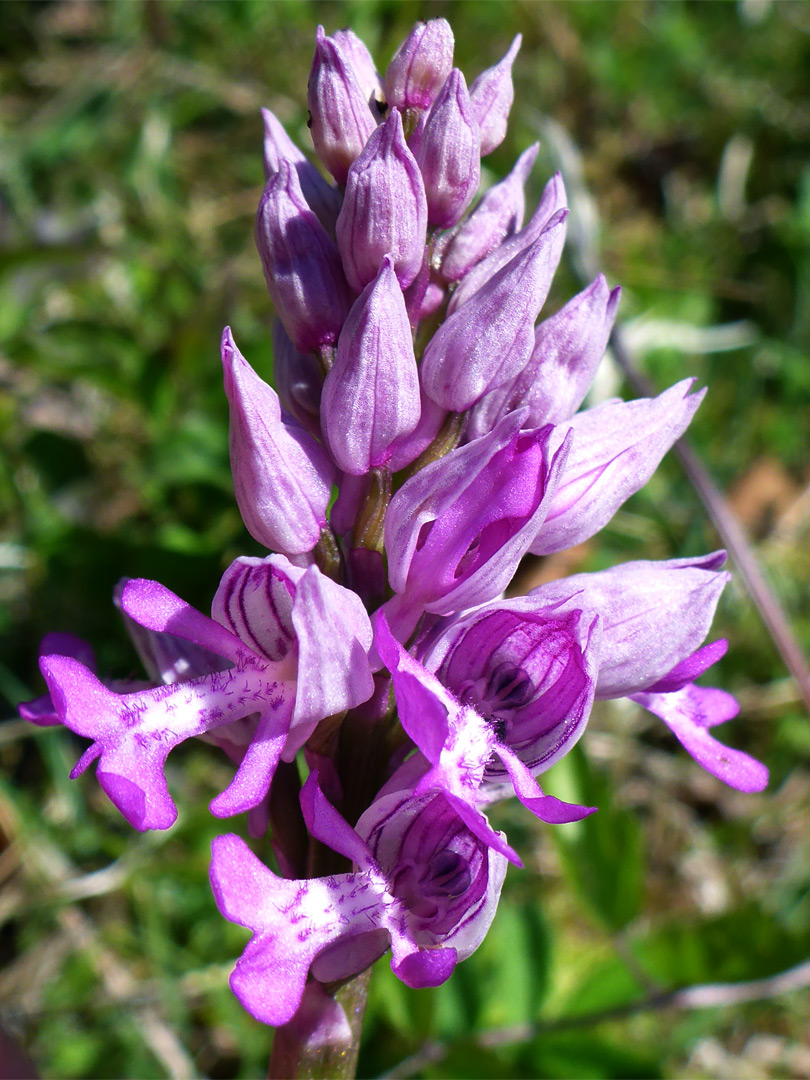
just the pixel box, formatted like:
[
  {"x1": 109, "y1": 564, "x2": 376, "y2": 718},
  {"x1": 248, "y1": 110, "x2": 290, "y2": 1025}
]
[{"x1": 22, "y1": 18, "x2": 767, "y2": 1031}]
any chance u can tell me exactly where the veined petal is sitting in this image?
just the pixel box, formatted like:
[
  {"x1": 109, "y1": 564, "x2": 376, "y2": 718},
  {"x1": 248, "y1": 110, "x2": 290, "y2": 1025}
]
[
  {"x1": 286, "y1": 565, "x2": 374, "y2": 754},
  {"x1": 385, "y1": 413, "x2": 570, "y2": 621},
  {"x1": 530, "y1": 379, "x2": 705, "y2": 556},
  {"x1": 211, "y1": 555, "x2": 303, "y2": 663},
  {"x1": 437, "y1": 789, "x2": 521, "y2": 866},
  {"x1": 213, "y1": 784, "x2": 507, "y2": 1023},
  {"x1": 356, "y1": 788, "x2": 509, "y2": 959},
  {"x1": 377, "y1": 614, "x2": 581, "y2": 859},
  {"x1": 424, "y1": 600, "x2": 600, "y2": 775},
  {"x1": 530, "y1": 552, "x2": 730, "y2": 697}
]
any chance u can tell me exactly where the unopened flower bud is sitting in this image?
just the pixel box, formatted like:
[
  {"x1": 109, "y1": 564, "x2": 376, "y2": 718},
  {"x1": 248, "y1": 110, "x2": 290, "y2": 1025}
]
[
  {"x1": 441, "y1": 142, "x2": 539, "y2": 281},
  {"x1": 256, "y1": 161, "x2": 352, "y2": 354},
  {"x1": 332, "y1": 28, "x2": 385, "y2": 111},
  {"x1": 469, "y1": 35, "x2": 521, "y2": 156},
  {"x1": 261, "y1": 107, "x2": 341, "y2": 232},
  {"x1": 421, "y1": 212, "x2": 567, "y2": 412},
  {"x1": 222, "y1": 327, "x2": 335, "y2": 555},
  {"x1": 308, "y1": 25, "x2": 379, "y2": 185},
  {"x1": 321, "y1": 257, "x2": 421, "y2": 474},
  {"x1": 336, "y1": 109, "x2": 428, "y2": 292},
  {"x1": 271, "y1": 319, "x2": 323, "y2": 435},
  {"x1": 385, "y1": 18, "x2": 454, "y2": 112},
  {"x1": 414, "y1": 68, "x2": 480, "y2": 228},
  {"x1": 448, "y1": 171, "x2": 566, "y2": 313},
  {"x1": 518, "y1": 274, "x2": 621, "y2": 426},
  {"x1": 530, "y1": 380, "x2": 705, "y2": 557},
  {"x1": 467, "y1": 274, "x2": 620, "y2": 440}
]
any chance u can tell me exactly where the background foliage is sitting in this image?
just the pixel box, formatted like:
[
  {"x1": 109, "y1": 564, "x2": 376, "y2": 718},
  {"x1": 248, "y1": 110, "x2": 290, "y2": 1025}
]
[{"x1": 1, "y1": 1, "x2": 809, "y2": 1077}]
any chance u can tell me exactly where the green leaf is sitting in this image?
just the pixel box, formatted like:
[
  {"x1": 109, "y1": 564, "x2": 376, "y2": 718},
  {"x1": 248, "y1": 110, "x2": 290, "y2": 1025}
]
[{"x1": 544, "y1": 745, "x2": 644, "y2": 932}]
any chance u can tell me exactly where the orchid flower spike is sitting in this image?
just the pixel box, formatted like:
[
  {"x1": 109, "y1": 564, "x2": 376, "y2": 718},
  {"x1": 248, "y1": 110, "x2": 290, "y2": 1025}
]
[{"x1": 21, "y1": 17, "x2": 767, "y2": 1040}]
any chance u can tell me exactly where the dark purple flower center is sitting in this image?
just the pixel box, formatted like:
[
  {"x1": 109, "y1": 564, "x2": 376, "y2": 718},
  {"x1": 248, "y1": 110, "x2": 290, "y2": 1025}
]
[
  {"x1": 457, "y1": 661, "x2": 535, "y2": 733},
  {"x1": 393, "y1": 849, "x2": 473, "y2": 919}
]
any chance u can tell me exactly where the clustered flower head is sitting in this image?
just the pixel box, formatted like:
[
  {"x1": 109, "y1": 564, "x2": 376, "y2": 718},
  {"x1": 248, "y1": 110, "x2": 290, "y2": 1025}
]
[{"x1": 22, "y1": 18, "x2": 768, "y2": 1032}]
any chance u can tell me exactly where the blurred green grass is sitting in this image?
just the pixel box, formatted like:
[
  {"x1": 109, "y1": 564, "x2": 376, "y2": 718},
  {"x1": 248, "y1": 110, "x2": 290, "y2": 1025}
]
[{"x1": 1, "y1": 1, "x2": 809, "y2": 1077}]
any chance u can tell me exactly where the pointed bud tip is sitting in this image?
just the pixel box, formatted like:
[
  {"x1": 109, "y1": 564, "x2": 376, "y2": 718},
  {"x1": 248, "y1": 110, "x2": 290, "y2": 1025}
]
[{"x1": 504, "y1": 34, "x2": 522, "y2": 62}]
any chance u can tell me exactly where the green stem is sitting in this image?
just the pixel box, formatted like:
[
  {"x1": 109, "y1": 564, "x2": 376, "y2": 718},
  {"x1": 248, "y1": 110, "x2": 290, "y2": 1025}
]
[{"x1": 267, "y1": 969, "x2": 371, "y2": 1080}]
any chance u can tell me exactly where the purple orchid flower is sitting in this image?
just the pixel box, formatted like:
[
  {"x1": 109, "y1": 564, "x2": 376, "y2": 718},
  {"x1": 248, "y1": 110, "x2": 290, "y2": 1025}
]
[
  {"x1": 529, "y1": 378, "x2": 706, "y2": 556},
  {"x1": 527, "y1": 554, "x2": 768, "y2": 790},
  {"x1": 210, "y1": 771, "x2": 507, "y2": 1026},
  {"x1": 382, "y1": 411, "x2": 571, "y2": 640},
  {"x1": 37, "y1": 557, "x2": 373, "y2": 831},
  {"x1": 21, "y1": 16, "x2": 769, "y2": 1043},
  {"x1": 375, "y1": 613, "x2": 596, "y2": 868}
]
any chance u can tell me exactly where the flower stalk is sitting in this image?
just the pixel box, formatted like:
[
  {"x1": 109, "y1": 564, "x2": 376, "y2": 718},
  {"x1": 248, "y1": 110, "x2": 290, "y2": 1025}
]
[{"x1": 267, "y1": 969, "x2": 371, "y2": 1080}]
